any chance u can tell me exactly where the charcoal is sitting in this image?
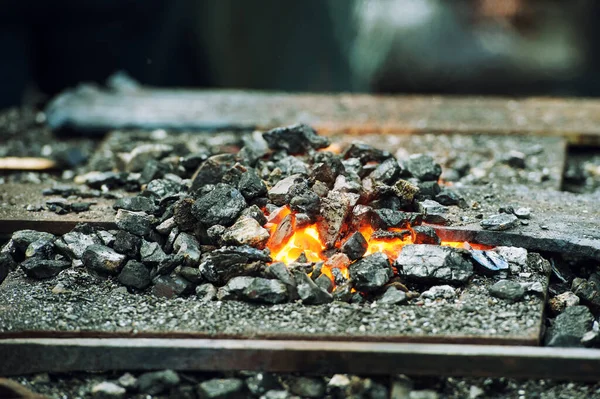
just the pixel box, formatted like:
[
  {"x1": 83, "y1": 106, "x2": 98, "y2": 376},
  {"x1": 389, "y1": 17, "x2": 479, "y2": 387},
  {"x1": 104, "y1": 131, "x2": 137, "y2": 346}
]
[
  {"x1": 118, "y1": 260, "x2": 151, "y2": 290},
  {"x1": 421, "y1": 285, "x2": 456, "y2": 300},
  {"x1": 240, "y1": 205, "x2": 268, "y2": 226},
  {"x1": 173, "y1": 232, "x2": 201, "y2": 266},
  {"x1": 217, "y1": 276, "x2": 255, "y2": 300},
  {"x1": 316, "y1": 190, "x2": 352, "y2": 249},
  {"x1": 191, "y1": 183, "x2": 247, "y2": 226},
  {"x1": 370, "y1": 158, "x2": 402, "y2": 185},
  {"x1": 113, "y1": 231, "x2": 142, "y2": 259},
  {"x1": 156, "y1": 217, "x2": 176, "y2": 234},
  {"x1": 151, "y1": 275, "x2": 194, "y2": 298},
  {"x1": 113, "y1": 196, "x2": 157, "y2": 214},
  {"x1": 333, "y1": 173, "x2": 362, "y2": 194},
  {"x1": 315, "y1": 274, "x2": 333, "y2": 293},
  {"x1": 435, "y1": 189, "x2": 464, "y2": 206},
  {"x1": 263, "y1": 123, "x2": 329, "y2": 154},
  {"x1": 190, "y1": 153, "x2": 237, "y2": 192},
  {"x1": 126, "y1": 143, "x2": 174, "y2": 172},
  {"x1": 0, "y1": 253, "x2": 15, "y2": 284},
  {"x1": 312, "y1": 152, "x2": 344, "y2": 186},
  {"x1": 172, "y1": 197, "x2": 197, "y2": 231},
  {"x1": 144, "y1": 178, "x2": 183, "y2": 199},
  {"x1": 403, "y1": 154, "x2": 442, "y2": 181},
  {"x1": 199, "y1": 246, "x2": 271, "y2": 285},
  {"x1": 268, "y1": 214, "x2": 294, "y2": 249},
  {"x1": 488, "y1": 280, "x2": 525, "y2": 302},
  {"x1": 96, "y1": 230, "x2": 115, "y2": 247},
  {"x1": 545, "y1": 305, "x2": 594, "y2": 348},
  {"x1": 139, "y1": 159, "x2": 173, "y2": 184},
  {"x1": 56, "y1": 231, "x2": 101, "y2": 259},
  {"x1": 91, "y1": 381, "x2": 126, "y2": 399},
  {"x1": 221, "y1": 163, "x2": 247, "y2": 187},
  {"x1": 137, "y1": 370, "x2": 180, "y2": 395},
  {"x1": 378, "y1": 287, "x2": 407, "y2": 305},
  {"x1": 21, "y1": 257, "x2": 70, "y2": 279},
  {"x1": 238, "y1": 169, "x2": 268, "y2": 200},
  {"x1": 11, "y1": 230, "x2": 55, "y2": 253},
  {"x1": 371, "y1": 209, "x2": 422, "y2": 229},
  {"x1": 220, "y1": 217, "x2": 270, "y2": 249},
  {"x1": 196, "y1": 283, "x2": 217, "y2": 302},
  {"x1": 549, "y1": 291, "x2": 580, "y2": 315},
  {"x1": 25, "y1": 239, "x2": 55, "y2": 259},
  {"x1": 178, "y1": 266, "x2": 203, "y2": 283},
  {"x1": 341, "y1": 231, "x2": 368, "y2": 260},
  {"x1": 514, "y1": 207, "x2": 532, "y2": 219},
  {"x1": 244, "y1": 277, "x2": 288, "y2": 304},
  {"x1": 197, "y1": 378, "x2": 244, "y2": 399},
  {"x1": 206, "y1": 225, "x2": 226, "y2": 246},
  {"x1": 268, "y1": 174, "x2": 306, "y2": 206},
  {"x1": 343, "y1": 142, "x2": 391, "y2": 164},
  {"x1": 470, "y1": 250, "x2": 509, "y2": 275},
  {"x1": 288, "y1": 376, "x2": 326, "y2": 398},
  {"x1": 82, "y1": 245, "x2": 127, "y2": 275},
  {"x1": 115, "y1": 209, "x2": 154, "y2": 236},
  {"x1": 392, "y1": 179, "x2": 420, "y2": 206},
  {"x1": 70, "y1": 202, "x2": 92, "y2": 212},
  {"x1": 572, "y1": 276, "x2": 600, "y2": 309},
  {"x1": 397, "y1": 245, "x2": 473, "y2": 285},
  {"x1": 311, "y1": 180, "x2": 330, "y2": 198},
  {"x1": 140, "y1": 241, "x2": 168, "y2": 268},
  {"x1": 480, "y1": 213, "x2": 519, "y2": 231},
  {"x1": 293, "y1": 270, "x2": 333, "y2": 305},
  {"x1": 349, "y1": 252, "x2": 393, "y2": 292},
  {"x1": 412, "y1": 225, "x2": 441, "y2": 245},
  {"x1": 414, "y1": 180, "x2": 441, "y2": 200}
]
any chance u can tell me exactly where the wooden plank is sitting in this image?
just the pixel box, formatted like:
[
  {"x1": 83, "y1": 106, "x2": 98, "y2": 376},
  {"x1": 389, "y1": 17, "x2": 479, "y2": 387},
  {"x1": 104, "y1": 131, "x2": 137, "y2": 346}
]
[
  {"x1": 47, "y1": 86, "x2": 600, "y2": 144},
  {"x1": 3, "y1": 338, "x2": 600, "y2": 381}
]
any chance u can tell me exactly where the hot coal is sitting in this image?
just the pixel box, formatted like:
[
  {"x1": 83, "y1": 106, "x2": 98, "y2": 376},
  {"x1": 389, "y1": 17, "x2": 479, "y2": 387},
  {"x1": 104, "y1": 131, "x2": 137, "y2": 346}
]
[
  {"x1": 262, "y1": 123, "x2": 330, "y2": 154},
  {"x1": 316, "y1": 190, "x2": 352, "y2": 249},
  {"x1": 480, "y1": 213, "x2": 519, "y2": 231},
  {"x1": 268, "y1": 213, "x2": 294, "y2": 249},
  {"x1": 118, "y1": 260, "x2": 151, "y2": 290},
  {"x1": 82, "y1": 245, "x2": 127, "y2": 275},
  {"x1": 397, "y1": 245, "x2": 473, "y2": 285},
  {"x1": 349, "y1": 252, "x2": 393, "y2": 293},
  {"x1": 21, "y1": 257, "x2": 70, "y2": 279},
  {"x1": 115, "y1": 209, "x2": 154, "y2": 236},
  {"x1": 192, "y1": 183, "x2": 246, "y2": 226},
  {"x1": 341, "y1": 231, "x2": 368, "y2": 260},
  {"x1": 412, "y1": 225, "x2": 441, "y2": 245}
]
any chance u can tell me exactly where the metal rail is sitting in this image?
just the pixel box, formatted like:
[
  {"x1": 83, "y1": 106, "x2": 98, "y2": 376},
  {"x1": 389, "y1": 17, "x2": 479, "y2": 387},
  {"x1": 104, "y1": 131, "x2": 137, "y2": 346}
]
[{"x1": 2, "y1": 338, "x2": 600, "y2": 381}]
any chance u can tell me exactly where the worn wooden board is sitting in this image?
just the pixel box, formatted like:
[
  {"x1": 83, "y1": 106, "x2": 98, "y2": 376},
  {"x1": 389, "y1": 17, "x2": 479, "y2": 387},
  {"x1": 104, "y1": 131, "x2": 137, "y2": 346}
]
[{"x1": 47, "y1": 87, "x2": 600, "y2": 145}]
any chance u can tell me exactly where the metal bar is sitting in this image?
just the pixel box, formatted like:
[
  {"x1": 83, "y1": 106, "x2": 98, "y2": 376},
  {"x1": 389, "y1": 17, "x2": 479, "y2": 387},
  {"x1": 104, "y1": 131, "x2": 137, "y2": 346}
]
[{"x1": 2, "y1": 338, "x2": 600, "y2": 380}]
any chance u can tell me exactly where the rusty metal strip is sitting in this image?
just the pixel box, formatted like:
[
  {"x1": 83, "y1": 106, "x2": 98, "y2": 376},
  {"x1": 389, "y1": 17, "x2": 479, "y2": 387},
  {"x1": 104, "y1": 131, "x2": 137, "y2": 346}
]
[{"x1": 2, "y1": 338, "x2": 600, "y2": 381}]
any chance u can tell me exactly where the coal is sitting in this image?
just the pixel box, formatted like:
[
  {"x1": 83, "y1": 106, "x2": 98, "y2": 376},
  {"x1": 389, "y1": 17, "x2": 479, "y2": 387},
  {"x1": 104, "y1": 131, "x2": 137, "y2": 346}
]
[
  {"x1": 240, "y1": 205, "x2": 268, "y2": 226},
  {"x1": 238, "y1": 169, "x2": 267, "y2": 200},
  {"x1": 156, "y1": 217, "x2": 176, "y2": 234},
  {"x1": 412, "y1": 225, "x2": 441, "y2": 245},
  {"x1": 0, "y1": 253, "x2": 15, "y2": 284},
  {"x1": 343, "y1": 142, "x2": 391, "y2": 164},
  {"x1": 144, "y1": 178, "x2": 183, "y2": 199},
  {"x1": 190, "y1": 153, "x2": 237, "y2": 192},
  {"x1": 151, "y1": 275, "x2": 194, "y2": 298},
  {"x1": 370, "y1": 158, "x2": 402, "y2": 185},
  {"x1": 276, "y1": 155, "x2": 310, "y2": 176},
  {"x1": 470, "y1": 250, "x2": 509, "y2": 275},
  {"x1": 113, "y1": 196, "x2": 157, "y2": 214},
  {"x1": 221, "y1": 162, "x2": 247, "y2": 187},
  {"x1": 263, "y1": 123, "x2": 330, "y2": 154},
  {"x1": 118, "y1": 260, "x2": 151, "y2": 290},
  {"x1": 349, "y1": 252, "x2": 393, "y2": 292},
  {"x1": 289, "y1": 185, "x2": 320, "y2": 217},
  {"x1": 293, "y1": 270, "x2": 333, "y2": 305},
  {"x1": 502, "y1": 150, "x2": 527, "y2": 169},
  {"x1": 572, "y1": 276, "x2": 600, "y2": 309},
  {"x1": 545, "y1": 305, "x2": 594, "y2": 347},
  {"x1": 245, "y1": 373, "x2": 282, "y2": 397},
  {"x1": 21, "y1": 257, "x2": 70, "y2": 279},
  {"x1": 173, "y1": 232, "x2": 201, "y2": 266},
  {"x1": 126, "y1": 143, "x2": 174, "y2": 172},
  {"x1": 315, "y1": 274, "x2": 333, "y2": 293},
  {"x1": 140, "y1": 241, "x2": 168, "y2": 267},
  {"x1": 391, "y1": 179, "x2": 420, "y2": 206},
  {"x1": 113, "y1": 231, "x2": 142, "y2": 259},
  {"x1": 178, "y1": 266, "x2": 203, "y2": 283},
  {"x1": 371, "y1": 209, "x2": 422, "y2": 229},
  {"x1": 378, "y1": 287, "x2": 407, "y2": 305},
  {"x1": 267, "y1": 214, "x2": 294, "y2": 250},
  {"x1": 421, "y1": 285, "x2": 456, "y2": 300},
  {"x1": 191, "y1": 183, "x2": 247, "y2": 226},
  {"x1": 341, "y1": 231, "x2": 368, "y2": 260},
  {"x1": 404, "y1": 154, "x2": 442, "y2": 181},
  {"x1": 317, "y1": 190, "x2": 352, "y2": 249},
  {"x1": 173, "y1": 197, "x2": 197, "y2": 231},
  {"x1": 70, "y1": 202, "x2": 92, "y2": 212},
  {"x1": 480, "y1": 213, "x2": 519, "y2": 231},
  {"x1": 488, "y1": 280, "x2": 525, "y2": 302},
  {"x1": 549, "y1": 291, "x2": 580, "y2": 315},
  {"x1": 312, "y1": 151, "x2": 344, "y2": 186},
  {"x1": 137, "y1": 370, "x2": 180, "y2": 395},
  {"x1": 415, "y1": 180, "x2": 441, "y2": 200},
  {"x1": 197, "y1": 378, "x2": 244, "y2": 399},
  {"x1": 435, "y1": 189, "x2": 464, "y2": 206},
  {"x1": 25, "y1": 239, "x2": 55, "y2": 259},
  {"x1": 11, "y1": 230, "x2": 55, "y2": 253},
  {"x1": 288, "y1": 376, "x2": 326, "y2": 398},
  {"x1": 140, "y1": 159, "x2": 173, "y2": 184},
  {"x1": 196, "y1": 283, "x2": 217, "y2": 302},
  {"x1": 78, "y1": 171, "x2": 121, "y2": 189},
  {"x1": 217, "y1": 276, "x2": 254, "y2": 300},
  {"x1": 244, "y1": 277, "x2": 289, "y2": 304},
  {"x1": 268, "y1": 174, "x2": 306, "y2": 206},
  {"x1": 397, "y1": 245, "x2": 473, "y2": 285},
  {"x1": 221, "y1": 217, "x2": 270, "y2": 248},
  {"x1": 333, "y1": 173, "x2": 362, "y2": 194},
  {"x1": 115, "y1": 209, "x2": 154, "y2": 236},
  {"x1": 199, "y1": 246, "x2": 271, "y2": 285},
  {"x1": 82, "y1": 245, "x2": 127, "y2": 275}
]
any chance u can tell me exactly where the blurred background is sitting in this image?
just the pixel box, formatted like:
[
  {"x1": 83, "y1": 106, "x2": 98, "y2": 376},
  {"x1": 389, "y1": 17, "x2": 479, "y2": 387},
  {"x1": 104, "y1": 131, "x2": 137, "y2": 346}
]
[{"x1": 1, "y1": 0, "x2": 599, "y2": 109}]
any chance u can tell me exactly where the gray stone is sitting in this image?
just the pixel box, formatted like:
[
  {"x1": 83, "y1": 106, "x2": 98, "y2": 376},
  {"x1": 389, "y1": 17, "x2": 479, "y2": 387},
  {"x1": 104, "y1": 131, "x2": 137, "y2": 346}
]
[
  {"x1": 412, "y1": 225, "x2": 441, "y2": 245},
  {"x1": 514, "y1": 207, "x2": 532, "y2": 219},
  {"x1": 138, "y1": 370, "x2": 180, "y2": 395},
  {"x1": 371, "y1": 209, "x2": 422, "y2": 229},
  {"x1": 118, "y1": 260, "x2": 151, "y2": 290},
  {"x1": 546, "y1": 305, "x2": 594, "y2": 347},
  {"x1": 96, "y1": 230, "x2": 116, "y2": 247},
  {"x1": 268, "y1": 174, "x2": 305, "y2": 206},
  {"x1": 494, "y1": 247, "x2": 528, "y2": 268},
  {"x1": 113, "y1": 196, "x2": 157, "y2": 214},
  {"x1": 263, "y1": 123, "x2": 330, "y2": 154},
  {"x1": 238, "y1": 169, "x2": 267, "y2": 200},
  {"x1": 378, "y1": 287, "x2": 407, "y2": 305},
  {"x1": 21, "y1": 257, "x2": 70, "y2": 279},
  {"x1": 435, "y1": 189, "x2": 464, "y2": 206},
  {"x1": 421, "y1": 285, "x2": 456, "y2": 300},
  {"x1": 572, "y1": 276, "x2": 600, "y2": 309},
  {"x1": 488, "y1": 280, "x2": 525, "y2": 302},
  {"x1": 397, "y1": 245, "x2": 473, "y2": 285},
  {"x1": 196, "y1": 283, "x2": 217, "y2": 302},
  {"x1": 82, "y1": 245, "x2": 127, "y2": 275},
  {"x1": 417, "y1": 199, "x2": 447, "y2": 215},
  {"x1": 470, "y1": 250, "x2": 509, "y2": 275},
  {"x1": 349, "y1": 252, "x2": 393, "y2": 292},
  {"x1": 288, "y1": 376, "x2": 326, "y2": 398},
  {"x1": 115, "y1": 209, "x2": 154, "y2": 236},
  {"x1": 140, "y1": 241, "x2": 168, "y2": 267},
  {"x1": 315, "y1": 274, "x2": 334, "y2": 293},
  {"x1": 192, "y1": 183, "x2": 247, "y2": 226},
  {"x1": 341, "y1": 231, "x2": 368, "y2": 260},
  {"x1": 91, "y1": 381, "x2": 126, "y2": 399},
  {"x1": 293, "y1": 270, "x2": 333, "y2": 305},
  {"x1": 11, "y1": 230, "x2": 55, "y2": 253},
  {"x1": 480, "y1": 213, "x2": 519, "y2": 231},
  {"x1": 197, "y1": 378, "x2": 244, "y2": 399},
  {"x1": 221, "y1": 217, "x2": 270, "y2": 248},
  {"x1": 404, "y1": 154, "x2": 442, "y2": 181}
]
